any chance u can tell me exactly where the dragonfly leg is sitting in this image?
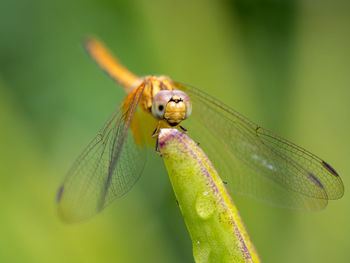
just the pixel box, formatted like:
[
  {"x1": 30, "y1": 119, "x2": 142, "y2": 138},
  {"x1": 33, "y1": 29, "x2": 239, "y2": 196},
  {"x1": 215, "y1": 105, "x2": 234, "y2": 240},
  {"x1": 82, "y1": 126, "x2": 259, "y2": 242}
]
[
  {"x1": 152, "y1": 122, "x2": 162, "y2": 153},
  {"x1": 152, "y1": 121, "x2": 161, "y2": 137},
  {"x1": 152, "y1": 126, "x2": 158, "y2": 137},
  {"x1": 179, "y1": 125, "x2": 187, "y2": 133},
  {"x1": 156, "y1": 136, "x2": 169, "y2": 158},
  {"x1": 155, "y1": 135, "x2": 160, "y2": 153}
]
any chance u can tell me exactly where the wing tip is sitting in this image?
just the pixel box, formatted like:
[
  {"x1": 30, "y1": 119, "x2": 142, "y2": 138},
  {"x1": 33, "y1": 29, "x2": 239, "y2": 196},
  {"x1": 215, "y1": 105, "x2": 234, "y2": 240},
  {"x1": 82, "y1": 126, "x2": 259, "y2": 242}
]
[
  {"x1": 57, "y1": 204, "x2": 91, "y2": 224},
  {"x1": 320, "y1": 160, "x2": 344, "y2": 200},
  {"x1": 321, "y1": 160, "x2": 339, "y2": 177}
]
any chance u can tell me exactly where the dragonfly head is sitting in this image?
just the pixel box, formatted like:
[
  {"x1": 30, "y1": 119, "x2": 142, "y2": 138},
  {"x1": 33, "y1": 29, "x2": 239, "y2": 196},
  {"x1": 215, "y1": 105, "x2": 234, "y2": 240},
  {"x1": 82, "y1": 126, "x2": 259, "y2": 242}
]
[{"x1": 151, "y1": 90, "x2": 192, "y2": 126}]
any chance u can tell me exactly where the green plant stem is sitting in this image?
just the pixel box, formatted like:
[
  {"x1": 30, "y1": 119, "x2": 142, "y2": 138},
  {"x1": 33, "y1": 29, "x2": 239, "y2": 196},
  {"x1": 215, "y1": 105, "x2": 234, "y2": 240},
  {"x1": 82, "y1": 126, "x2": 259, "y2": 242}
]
[{"x1": 158, "y1": 129, "x2": 261, "y2": 263}]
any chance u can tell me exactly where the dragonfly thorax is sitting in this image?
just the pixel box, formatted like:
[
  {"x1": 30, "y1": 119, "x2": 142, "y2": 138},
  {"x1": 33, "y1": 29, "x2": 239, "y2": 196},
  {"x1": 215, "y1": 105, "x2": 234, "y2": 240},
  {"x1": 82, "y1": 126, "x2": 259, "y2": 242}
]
[{"x1": 138, "y1": 76, "x2": 175, "y2": 112}]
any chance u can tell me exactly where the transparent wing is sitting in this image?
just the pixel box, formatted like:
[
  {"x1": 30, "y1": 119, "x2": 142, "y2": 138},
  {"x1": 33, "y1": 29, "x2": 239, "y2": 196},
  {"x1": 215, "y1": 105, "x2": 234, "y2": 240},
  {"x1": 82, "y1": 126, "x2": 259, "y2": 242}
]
[
  {"x1": 57, "y1": 86, "x2": 146, "y2": 223},
  {"x1": 176, "y1": 82, "x2": 344, "y2": 210}
]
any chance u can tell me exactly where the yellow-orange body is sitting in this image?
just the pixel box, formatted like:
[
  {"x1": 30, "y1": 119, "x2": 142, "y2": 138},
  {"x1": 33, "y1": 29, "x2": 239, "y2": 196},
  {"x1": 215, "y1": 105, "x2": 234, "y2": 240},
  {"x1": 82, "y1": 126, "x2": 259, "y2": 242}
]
[
  {"x1": 121, "y1": 76, "x2": 175, "y2": 144},
  {"x1": 85, "y1": 38, "x2": 175, "y2": 108},
  {"x1": 85, "y1": 38, "x2": 191, "y2": 146}
]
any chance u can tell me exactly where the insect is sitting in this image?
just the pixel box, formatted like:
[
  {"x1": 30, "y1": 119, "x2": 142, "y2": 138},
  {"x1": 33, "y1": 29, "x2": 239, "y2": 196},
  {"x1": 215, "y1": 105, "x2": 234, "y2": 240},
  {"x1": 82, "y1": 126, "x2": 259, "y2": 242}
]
[{"x1": 57, "y1": 38, "x2": 344, "y2": 223}]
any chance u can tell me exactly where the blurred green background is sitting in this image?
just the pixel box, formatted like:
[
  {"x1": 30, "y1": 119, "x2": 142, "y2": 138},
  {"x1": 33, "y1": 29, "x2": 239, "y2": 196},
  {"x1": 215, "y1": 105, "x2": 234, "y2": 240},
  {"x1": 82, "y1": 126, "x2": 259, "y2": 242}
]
[{"x1": 0, "y1": 0, "x2": 349, "y2": 262}]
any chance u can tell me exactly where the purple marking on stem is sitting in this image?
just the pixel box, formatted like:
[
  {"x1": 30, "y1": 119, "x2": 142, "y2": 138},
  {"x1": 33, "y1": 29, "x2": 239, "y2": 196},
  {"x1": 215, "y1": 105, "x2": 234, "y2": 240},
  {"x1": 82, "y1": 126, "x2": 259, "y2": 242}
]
[
  {"x1": 159, "y1": 129, "x2": 220, "y2": 195},
  {"x1": 158, "y1": 139, "x2": 167, "y2": 148},
  {"x1": 235, "y1": 225, "x2": 252, "y2": 259}
]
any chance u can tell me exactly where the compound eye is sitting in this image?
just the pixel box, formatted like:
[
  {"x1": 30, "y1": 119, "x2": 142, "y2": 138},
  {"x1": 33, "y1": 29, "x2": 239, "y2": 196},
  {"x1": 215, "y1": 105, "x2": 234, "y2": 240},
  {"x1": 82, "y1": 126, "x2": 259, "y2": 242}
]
[
  {"x1": 152, "y1": 101, "x2": 167, "y2": 119},
  {"x1": 184, "y1": 100, "x2": 192, "y2": 119},
  {"x1": 151, "y1": 91, "x2": 172, "y2": 120}
]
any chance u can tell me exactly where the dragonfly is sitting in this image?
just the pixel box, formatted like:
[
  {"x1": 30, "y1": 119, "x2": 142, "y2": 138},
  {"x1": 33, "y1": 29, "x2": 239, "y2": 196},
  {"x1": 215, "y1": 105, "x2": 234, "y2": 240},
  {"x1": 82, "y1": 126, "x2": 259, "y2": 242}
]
[{"x1": 57, "y1": 37, "x2": 344, "y2": 223}]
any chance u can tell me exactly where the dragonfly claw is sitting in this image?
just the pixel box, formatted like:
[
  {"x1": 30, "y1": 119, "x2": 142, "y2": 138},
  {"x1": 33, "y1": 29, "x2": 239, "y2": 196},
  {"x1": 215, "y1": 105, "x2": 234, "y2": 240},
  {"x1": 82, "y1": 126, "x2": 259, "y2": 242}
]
[{"x1": 179, "y1": 125, "x2": 187, "y2": 133}]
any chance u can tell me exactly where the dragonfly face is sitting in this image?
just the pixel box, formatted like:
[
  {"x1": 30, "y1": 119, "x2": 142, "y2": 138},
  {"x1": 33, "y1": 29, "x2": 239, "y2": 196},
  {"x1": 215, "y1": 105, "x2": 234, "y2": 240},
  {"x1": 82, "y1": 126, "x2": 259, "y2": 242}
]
[
  {"x1": 151, "y1": 89, "x2": 192, "y2": 126},
  {"x1": 56, "y1": 38, "x2": 344, "y2": 223},
  {"x1": 132, "y1": 75, "x2": 192, "y2": 126}
]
